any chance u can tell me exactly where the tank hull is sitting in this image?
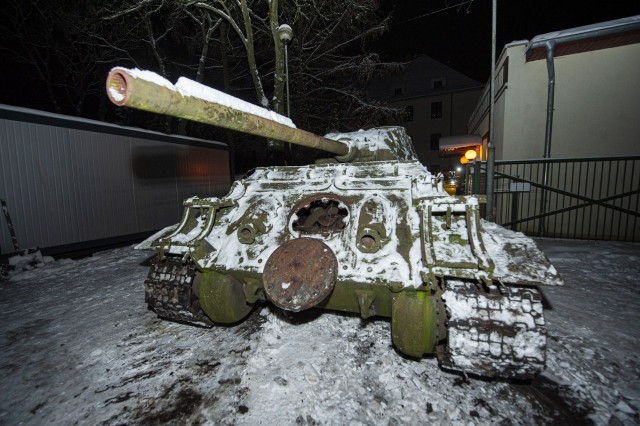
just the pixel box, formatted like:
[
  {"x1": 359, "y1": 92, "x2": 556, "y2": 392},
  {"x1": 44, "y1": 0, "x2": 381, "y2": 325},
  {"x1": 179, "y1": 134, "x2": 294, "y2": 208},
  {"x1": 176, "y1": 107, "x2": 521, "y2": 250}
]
[
  {"x1": 139, "y1": 145, "x2": 561, "y2": 379},
  {"x1": 106, "y1": 68, "x2": 562, "y2": 379}
]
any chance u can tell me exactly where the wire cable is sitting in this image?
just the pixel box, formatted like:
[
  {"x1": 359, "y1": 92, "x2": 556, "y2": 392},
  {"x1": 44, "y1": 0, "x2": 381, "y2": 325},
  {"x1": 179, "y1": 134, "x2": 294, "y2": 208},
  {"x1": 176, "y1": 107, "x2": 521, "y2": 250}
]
[{"x1": 392, "y1": 1, "x2": 475, "y2": 26}]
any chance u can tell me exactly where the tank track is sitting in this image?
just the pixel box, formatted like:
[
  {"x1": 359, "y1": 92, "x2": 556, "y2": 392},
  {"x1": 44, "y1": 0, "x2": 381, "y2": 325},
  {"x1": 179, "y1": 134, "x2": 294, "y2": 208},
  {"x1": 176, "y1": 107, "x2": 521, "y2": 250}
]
[
  {"x1": 144, "y1": 257, "x2": 213, "y2": 327},
  {"x1": 438, "y1": 280, "x2": 546, "y2": 379}
]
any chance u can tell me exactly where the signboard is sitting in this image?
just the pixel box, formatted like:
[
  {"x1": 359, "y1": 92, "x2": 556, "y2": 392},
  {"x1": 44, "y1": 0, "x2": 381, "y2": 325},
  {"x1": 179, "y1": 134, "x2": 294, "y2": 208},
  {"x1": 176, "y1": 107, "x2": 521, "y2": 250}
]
[{"x1": 510, "y1": 182, "x2": 531, "y2": 192}]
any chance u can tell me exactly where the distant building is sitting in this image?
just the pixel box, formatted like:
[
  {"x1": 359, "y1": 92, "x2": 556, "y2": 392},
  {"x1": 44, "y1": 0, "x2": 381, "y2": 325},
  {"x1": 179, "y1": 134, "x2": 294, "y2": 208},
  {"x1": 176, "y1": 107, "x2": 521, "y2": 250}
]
[
  {"x1": 368, "y1": 55, "x2": 483, "y2": 172},
  {"x1": 468, "y1": 15, "x2": 640, "y2": 160}
]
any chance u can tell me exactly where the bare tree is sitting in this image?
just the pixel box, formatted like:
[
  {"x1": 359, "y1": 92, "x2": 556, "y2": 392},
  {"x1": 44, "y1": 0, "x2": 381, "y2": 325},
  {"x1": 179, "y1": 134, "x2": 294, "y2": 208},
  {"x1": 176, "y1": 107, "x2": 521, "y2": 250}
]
[
  {"x1": 97, "y1": 0, "x2": 400, "y2": 128},
  {"x1": 1, "y1": 0, "x2": 107, "y2": 116},
  {"x1": 1, "y1": 0, "x2": 403, "y2": 166},
  {"x1": 280, "y1": 0, "x2": 404, "y2": 131},
  {"x1": 188, "y1": 0, "x2": 270, "y2": 109}
]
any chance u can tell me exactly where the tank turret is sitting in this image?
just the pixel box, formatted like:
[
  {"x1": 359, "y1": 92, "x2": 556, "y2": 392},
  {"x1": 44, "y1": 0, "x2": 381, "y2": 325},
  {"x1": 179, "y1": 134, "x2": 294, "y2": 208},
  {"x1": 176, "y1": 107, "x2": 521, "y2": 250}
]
[{"x1": 107, "y1": 67, "x2": 563, "y2": 379}]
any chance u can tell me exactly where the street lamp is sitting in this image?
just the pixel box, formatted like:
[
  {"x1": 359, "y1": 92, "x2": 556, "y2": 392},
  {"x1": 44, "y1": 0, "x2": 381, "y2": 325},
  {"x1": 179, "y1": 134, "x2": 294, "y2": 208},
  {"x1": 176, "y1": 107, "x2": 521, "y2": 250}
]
[
  {"x1": 277, "y1": 24, "x2": 293, "y2": 117},
  {"x1": 465, "y1": 149, "x2": 479, "y2": 194}
]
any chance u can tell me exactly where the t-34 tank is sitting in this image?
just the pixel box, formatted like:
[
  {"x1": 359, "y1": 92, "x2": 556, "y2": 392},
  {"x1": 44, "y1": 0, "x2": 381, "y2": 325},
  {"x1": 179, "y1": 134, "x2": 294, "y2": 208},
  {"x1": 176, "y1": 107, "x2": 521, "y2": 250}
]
[{"x1": 106, "y1": 67, "x2": 562, "y2": 379}]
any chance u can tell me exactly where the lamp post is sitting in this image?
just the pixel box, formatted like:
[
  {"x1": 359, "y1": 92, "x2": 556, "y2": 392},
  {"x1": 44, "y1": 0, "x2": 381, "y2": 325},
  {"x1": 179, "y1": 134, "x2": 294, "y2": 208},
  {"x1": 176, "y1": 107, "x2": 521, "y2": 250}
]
[
  {"x1": 465, "y1": 149, "x2": 480, "y2": 194},
  {"x1": 277, "y1": 24, "x2": 293, "y2": 118},
  {"x1": 277, "y1": 24, "x2": 293, "y2": 164},
  {"x1": 460, "y1": 155, "x2": 469, "y2": 194}
]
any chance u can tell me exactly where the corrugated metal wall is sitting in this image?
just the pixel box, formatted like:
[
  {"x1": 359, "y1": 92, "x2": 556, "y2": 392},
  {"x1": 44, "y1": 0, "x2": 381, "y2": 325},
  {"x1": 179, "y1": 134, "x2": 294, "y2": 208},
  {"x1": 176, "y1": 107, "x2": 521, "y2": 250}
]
[{"x1": 0, "y1": 105, "x2": 230, "y2": 253}]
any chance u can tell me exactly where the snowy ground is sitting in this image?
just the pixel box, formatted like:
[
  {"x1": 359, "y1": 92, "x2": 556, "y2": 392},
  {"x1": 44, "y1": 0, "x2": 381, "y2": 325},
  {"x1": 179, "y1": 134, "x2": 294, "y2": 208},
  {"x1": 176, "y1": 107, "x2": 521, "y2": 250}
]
[{"x1": 0, "y1": 239, "x2": 638, "y2": 425}]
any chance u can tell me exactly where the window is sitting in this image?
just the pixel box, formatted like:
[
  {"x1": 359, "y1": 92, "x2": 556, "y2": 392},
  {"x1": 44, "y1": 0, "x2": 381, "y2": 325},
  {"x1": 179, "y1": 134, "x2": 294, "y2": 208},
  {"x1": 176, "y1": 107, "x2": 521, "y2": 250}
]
[
  {"x1": 431, "y1": 101, "x2": 442, "y2": 119},
  {"x1": 432, "y1": 79, "x2": 444, "y2": 89},
  {"x1": 394, "y1": 87, "x2": 403, "y2": 96},
  {"x1": 430, "y1": 133, "x2": 441, "y2": 151},
  {"x1": 403, "y1": 105, "x2": 414, "y2": 122}
]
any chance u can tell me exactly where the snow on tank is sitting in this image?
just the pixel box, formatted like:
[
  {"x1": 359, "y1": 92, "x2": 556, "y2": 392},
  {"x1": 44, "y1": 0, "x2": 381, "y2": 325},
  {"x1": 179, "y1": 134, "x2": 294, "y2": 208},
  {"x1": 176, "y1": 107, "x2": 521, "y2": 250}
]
[{"x1": 108, "y1": 67, "x2": 562, "y2": 379}]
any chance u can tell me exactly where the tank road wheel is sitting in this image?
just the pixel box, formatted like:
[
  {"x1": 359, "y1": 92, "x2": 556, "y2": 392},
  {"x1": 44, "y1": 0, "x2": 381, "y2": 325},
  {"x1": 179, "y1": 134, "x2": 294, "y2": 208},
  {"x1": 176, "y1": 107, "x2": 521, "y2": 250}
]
[
  {"x1": 198, "y1": 271, "x2": 255, "y2": 324},
  {"x1": 439, "y1": 280, "x2": 547, "y2": 379},
  {"x1": 391, "y1": 291, "x2": 442, "y2": 358}
]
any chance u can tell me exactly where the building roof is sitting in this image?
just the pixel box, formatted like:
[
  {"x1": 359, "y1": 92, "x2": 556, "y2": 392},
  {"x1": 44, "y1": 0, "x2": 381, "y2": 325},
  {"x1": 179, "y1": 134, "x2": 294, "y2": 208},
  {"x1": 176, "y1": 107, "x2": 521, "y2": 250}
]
[
  {"x1": 438, "y1": 135, "x2": 481, "y2": 152},
  {"x1": 0, "y1": 103, "x2": 228, "y2": 149},
  {"x1": 526, "y1": 15, "x2": 640, "y2": 61},
  {"x1": 367, "y1": 55, "x2": 482, "y2": 101}
]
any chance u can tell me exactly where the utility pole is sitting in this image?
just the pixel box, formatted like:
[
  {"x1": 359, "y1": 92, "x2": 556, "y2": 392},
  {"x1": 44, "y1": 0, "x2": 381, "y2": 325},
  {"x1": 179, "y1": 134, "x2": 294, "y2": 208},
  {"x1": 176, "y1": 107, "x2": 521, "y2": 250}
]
[{"x1": 486, "y1": 0, "x2": 497, "y2": 221}]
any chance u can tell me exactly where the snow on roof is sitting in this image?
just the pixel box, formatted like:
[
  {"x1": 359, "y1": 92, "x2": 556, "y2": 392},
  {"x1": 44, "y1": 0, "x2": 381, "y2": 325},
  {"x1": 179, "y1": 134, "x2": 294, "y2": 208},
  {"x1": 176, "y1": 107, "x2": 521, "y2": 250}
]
[
  {"x1": 529, "y1": 15, "x2": 640, "y2": 46},
  {"x1": 438, "y1": 135, "x2": 481, "y2": 152},
  {"x1": 0, "y1": 103, "x2": 228, "y2": 148},
  {"x1": 504, "y1": 40, "x2": 529, "y2": 49}
]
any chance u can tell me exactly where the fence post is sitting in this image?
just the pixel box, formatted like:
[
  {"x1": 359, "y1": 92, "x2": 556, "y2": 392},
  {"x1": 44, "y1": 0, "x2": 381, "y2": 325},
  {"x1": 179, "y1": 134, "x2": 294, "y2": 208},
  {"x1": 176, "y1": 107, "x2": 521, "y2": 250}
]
[
  {"x1": 486, "y1": 145, "x2": 495, "y2": 221},
  {"x1": 539, "y1": 161, "x2": 549, "y2": 237},
  {"x1": 510, "y1": 192, "x2": 519, "y2": 231},
  {"x1": 473, "y1": 160, "x2": 481, "y2": 194}
]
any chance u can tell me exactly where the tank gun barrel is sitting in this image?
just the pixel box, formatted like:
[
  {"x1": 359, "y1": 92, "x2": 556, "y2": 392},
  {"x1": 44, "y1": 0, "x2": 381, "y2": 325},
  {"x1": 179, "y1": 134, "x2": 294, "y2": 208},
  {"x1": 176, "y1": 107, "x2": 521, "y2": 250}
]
[{"x1": 106, "y1": 67, "x2": 350, "y2": 157}]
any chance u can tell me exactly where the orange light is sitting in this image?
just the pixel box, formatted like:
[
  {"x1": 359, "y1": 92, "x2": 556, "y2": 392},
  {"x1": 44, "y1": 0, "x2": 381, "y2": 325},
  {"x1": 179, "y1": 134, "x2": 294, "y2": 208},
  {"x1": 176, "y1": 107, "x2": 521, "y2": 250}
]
[
  {"x1": 460, "y1": 156, "x2": 468, "y2": 164},
  {"x1": 465, "y1": 149, "x2": 477, "y2": 161},
  {"x1": 444, "y1": 181, "x2": 458, "y2": 196}
]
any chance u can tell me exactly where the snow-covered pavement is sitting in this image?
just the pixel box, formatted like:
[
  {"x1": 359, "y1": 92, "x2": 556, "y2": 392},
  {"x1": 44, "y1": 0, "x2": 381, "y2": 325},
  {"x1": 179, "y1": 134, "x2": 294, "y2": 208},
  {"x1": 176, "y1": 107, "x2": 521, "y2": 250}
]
[{"x1": 0, "y1": 239, "x2": 638, "y2": 425}]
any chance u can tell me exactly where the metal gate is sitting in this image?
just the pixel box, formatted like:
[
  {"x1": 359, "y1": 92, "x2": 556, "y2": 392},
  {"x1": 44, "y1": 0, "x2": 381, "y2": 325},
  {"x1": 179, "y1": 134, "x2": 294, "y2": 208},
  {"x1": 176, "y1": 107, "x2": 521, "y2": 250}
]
[{"x1": 488, "y1": 157, "x2": 640, "y2": 241}]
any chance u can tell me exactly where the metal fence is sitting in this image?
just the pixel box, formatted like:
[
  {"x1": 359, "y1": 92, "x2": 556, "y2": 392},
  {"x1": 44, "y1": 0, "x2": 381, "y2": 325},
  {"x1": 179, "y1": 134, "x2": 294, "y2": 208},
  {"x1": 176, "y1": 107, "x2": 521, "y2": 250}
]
[{"x1": 474, "y1": 156, "x2": 639, "y2": 241}]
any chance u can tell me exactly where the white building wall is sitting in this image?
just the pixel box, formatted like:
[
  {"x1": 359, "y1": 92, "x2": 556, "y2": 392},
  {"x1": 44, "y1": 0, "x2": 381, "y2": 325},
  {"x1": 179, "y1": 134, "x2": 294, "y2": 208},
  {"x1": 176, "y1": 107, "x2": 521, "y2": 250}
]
[
  {"x1": 497, "y1": 42, "x2": 640, "y2": 160},
  {"x1": 550, "y1": 43, "x2": 640, "y2": 157},
  {"x1": 0, "y1": 105, "x2": 230, "y2": 253},
  {"x1": 502, "y1": 44, "x2": 549, "y2": 159}
]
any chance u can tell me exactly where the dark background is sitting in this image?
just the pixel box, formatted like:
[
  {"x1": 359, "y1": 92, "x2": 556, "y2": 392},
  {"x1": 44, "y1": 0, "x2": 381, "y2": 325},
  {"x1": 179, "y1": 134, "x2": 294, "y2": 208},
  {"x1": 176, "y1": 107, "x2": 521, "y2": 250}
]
[
  {"x1": 1, "y1": 1, "x2": 638, "y2": 112},
  {"x1": 376, "y1": 0, "x2": 640, "y2": 82}
]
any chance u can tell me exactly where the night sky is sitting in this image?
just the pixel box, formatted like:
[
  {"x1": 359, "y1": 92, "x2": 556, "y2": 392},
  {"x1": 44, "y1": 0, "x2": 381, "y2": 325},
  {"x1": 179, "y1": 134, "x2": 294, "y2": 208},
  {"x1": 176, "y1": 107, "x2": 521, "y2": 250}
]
[
  {"x1": 376, "y1": 0, "x2": 640, "y2": 82},
  {"x1": 0, "y1": 1, "x2": 638, "y2": 115}
]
